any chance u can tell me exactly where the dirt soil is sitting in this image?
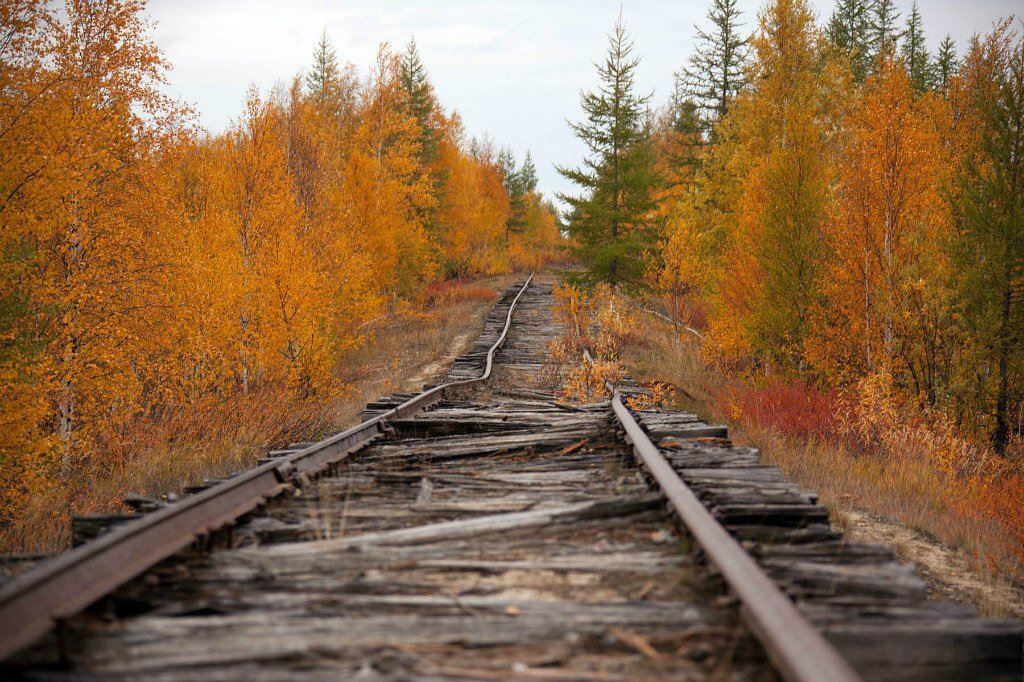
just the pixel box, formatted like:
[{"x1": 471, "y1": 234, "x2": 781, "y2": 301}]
[{"x1": 834, "y1": 507, "x2": 1024, "y2": 618}]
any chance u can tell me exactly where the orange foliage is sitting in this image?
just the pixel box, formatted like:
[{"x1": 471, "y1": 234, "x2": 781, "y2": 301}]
[
  {"x1": 345, "y1": 46, "x2": 436, "y2": 302},
  {"x1": 552, "y1": 284, "x2": 671, "y2": 409},
  {"x1": 810, "y1": 54, "x2": 951, "y2": 391},
  {"x1": 0, "y1": 5, "x2": 561, "y2": 549},
  {"x1": 651, "y1": 0, "x2": 1023, "y2": 571},
  {"x1": 715, "y1": 370, "x2": 1024, "y2": 565},
  {"x1": 507, "y1": 192, "x2": 562, "y2": 271},
  {"x1": 435, "y1": 121, "x2": 510, "y2": 276}
]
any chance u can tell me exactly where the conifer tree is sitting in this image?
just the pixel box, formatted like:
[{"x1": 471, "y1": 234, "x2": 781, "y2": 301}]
[
  {"x1": 503, "y1": 150, "x2": 541, "y2": 241},
  {"x1": 663, "y1": 80, "x2": 704, "y2": 176},
  {"x1": 901, "y1": 2, "x2": 933, "y2": 92},
  {"x1": 519, "y1": 151, "x2": 538, "y2": 194},
  {"x1": 306, "y1": 30, "x2": 339, "y2": 102},
  {"x1": 826, "y1": 0, "x2": 872, "y2": 82},
  {"x1": 399, "y1": 38, "x2": 445, "y2": 236},
  {"x1": 935, "y1": 35, "x2": 958, "y2": 94},
  {"x1": 869, "y1": 0, "x2": 901, "y2": 61},
  {"x1": 677, "y1": 0, "x2": 747, "y2": 136},
  {"x1": 557, "y1": 15, "x2": 662, "y2": 290},
  {"x1": 952, "y1": 31, "x2": 1024, "y2": 453},
  {"x1": 401, "y1": 39, "x2": 441, "y2": 168},
  {"x1": 501, "y1": 147, "x2": 524, "y2": 241},
  {"x1": 498, "y1": 146, "x2": 517, "y2": 191}
]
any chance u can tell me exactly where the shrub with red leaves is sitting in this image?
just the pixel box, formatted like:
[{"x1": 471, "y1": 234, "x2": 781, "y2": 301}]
[{"x1": 716, "y1": 377, "x2": 850, "y2": 444}]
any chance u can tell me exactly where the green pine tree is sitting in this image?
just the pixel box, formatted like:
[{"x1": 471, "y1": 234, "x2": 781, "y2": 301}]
[
  {"x1": 901, "y1": 1, "x2": 933, "y2": 92},
  {"x1": 502, "y1": 147, "x2": 525, "y2": 241},
  {"x1": 935, "y1": 34, "x2": 958, "y2": 94},
  {"x1": 519, "y1": 151, "x2": 538, "y2": 194},
  {"x1": 664, "y1": 79, "x2": 704, "y2": 176},
  {"x1": 306, "y1": 30, "x2": 340, "y2": 102},
  {"x1": 400, "y1": 38, "x2": 445, "y2": 236},
  {"x1": 677, "y1": 0, "x2": 747, "y2": 136},
  {"x1": 869, "y1": 0, "x2": 901, "y2": 63},
  {"x1": 952, "y1": 33, "x2": 1024, "y2": 454},
  {"x1": 557, "y1": 15, "x2": 662, "y2": 290},
  {"x1": 504, "y1": 151, "x2": 541, "y2": 241},
  {"x1": 498, "y1": 147, "x2": 518, "y2": 192},
  {"x1": 825, "y1": 0, "x2": 872, "y2": 82}
]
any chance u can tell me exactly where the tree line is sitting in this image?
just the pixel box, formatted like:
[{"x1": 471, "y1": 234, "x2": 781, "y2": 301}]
[
  {"x1": 0, "y1": 0, "x2": 560, "y2": 537},
  {"x1": 560, "y1": 0, "x2": 1022, "y2": 455}
]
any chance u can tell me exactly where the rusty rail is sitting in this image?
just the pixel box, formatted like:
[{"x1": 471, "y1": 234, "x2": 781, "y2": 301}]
[
  {"x1": 0, "y1": 275, "x2": 534, "y2": 661},
  {"x1": 584, "y1": 350, "x2": 861, "y2": 682}
]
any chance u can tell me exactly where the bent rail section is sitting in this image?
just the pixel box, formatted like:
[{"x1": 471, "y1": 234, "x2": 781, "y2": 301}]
[
  {"x1": 585, "y1": 349, "x2": 862, "y2": 682},
  {"x1": 0, "y1": 275, "x2": 534, "y2": 661}
]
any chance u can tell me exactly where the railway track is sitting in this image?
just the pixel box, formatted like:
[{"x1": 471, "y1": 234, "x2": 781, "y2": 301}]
[{"x1": 0, "y1": 275, "x2": 1020, "y2": 681}]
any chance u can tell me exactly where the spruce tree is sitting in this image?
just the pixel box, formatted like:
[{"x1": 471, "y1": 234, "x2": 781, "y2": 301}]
[
  {"x1": 556, "y1": 15, "x2": 662, "y2": 290},
  {"x1": 869, "y1": 0, "x2": 901, "y2": 61},
  {"x1": 951, "y1": 33, "x2": 1024, "y2": 454},
  {"x1": 504, "y1": 150, "x2": 540, "y2": 241},
  {"x1": 498, "y1": 146, "x2": 517, "y2": 192},
  {"x1": 935, "y1": 35, "x2": 958, "y2": 94},
  {"x1": 901, "y1": 2, "x2": 933, "y2": 92},
  {"x1": 306, "y1": 30, "x2": 340, "y2": 102},
  {"x1": 400, "y1": 39, "x2": 445, "y2": 235},
  {"x1": 519, "y1": 151, "x2": 538, "y2": 194},
  {"x1": 664, "y1": 79, "x2": 704, "y2": 175},
  {"x1": 825, "y1": 0, "x2": 872, "y2": 82},
  {"x1": 501, "y1": 147, "x2": 524, "y2": 240},
  {"x1": 677, "y1": 0, "x2": 747, "y2": 136}
]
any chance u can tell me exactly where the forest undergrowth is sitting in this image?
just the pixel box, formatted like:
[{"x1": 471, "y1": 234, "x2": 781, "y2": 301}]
[
  {"x1": 620, "y1": 302, "x2": 1024, "y2": 614},
  {"x1": 549, "y1": 283, "x2": 1023, "y2": 615}
]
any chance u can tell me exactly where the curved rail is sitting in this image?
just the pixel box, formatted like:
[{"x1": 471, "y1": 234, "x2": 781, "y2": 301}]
[
  {"x1": 584, "y1": 350, "x2": 861, "y2": 682},
  {"x1": 0, "y1": 275, "x2": 534, "y2": 660}
]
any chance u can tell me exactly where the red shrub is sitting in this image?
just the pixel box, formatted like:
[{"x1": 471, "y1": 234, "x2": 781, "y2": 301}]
[
  {"x1": 716, "y1": 377, "x2": 848, "y2": 443},
  {"x1": 417, "y1": 278, "x2": 498, "y2": 306}
]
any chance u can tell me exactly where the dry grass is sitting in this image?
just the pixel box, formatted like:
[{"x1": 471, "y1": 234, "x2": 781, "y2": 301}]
[
  {"x1": 621, "y1": 311, "x2": 1024, "y2": 617},
  {"x1": 2, "y1": 275, "x2": 513, "y2": 553}
]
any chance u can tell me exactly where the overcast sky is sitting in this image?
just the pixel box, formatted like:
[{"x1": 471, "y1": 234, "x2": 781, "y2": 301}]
[{"x1": 147, "y1": 0, "x2": 1020, "y2": 204}]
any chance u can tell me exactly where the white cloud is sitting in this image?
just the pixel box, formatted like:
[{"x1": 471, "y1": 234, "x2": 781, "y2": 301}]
[{"x1": 146, "y1": 0, "x2": 1022, "y2": 205}]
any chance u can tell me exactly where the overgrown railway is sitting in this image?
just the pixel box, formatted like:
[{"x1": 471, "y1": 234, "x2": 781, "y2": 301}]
[{"x1": 0, "y1": 276, "x2": 1020, "y2": 681}]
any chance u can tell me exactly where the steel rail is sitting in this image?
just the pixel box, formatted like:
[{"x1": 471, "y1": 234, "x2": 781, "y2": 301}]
[
  {"x1": 0, "y1": 275, "x2": 534, "y2": 661},
  {"x1": 584, "y1": 350, "x2": 861, "y2": 682}
]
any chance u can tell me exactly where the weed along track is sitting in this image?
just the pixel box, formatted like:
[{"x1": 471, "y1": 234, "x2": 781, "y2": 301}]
[{"x1": 1, "y1": 277, "x2": 1021, "y2": 681}]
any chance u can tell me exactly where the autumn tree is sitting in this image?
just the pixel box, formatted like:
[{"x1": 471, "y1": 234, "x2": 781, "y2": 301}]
[
  {"x1": 344, "y1": 46, "x2": 435, "y2": 303},
  {"x1": 557, "y1": 15, "x2": 662, "y2": 290},
  {"x1": 29, "y1": 0, "x2": 175, "y2": 465},
  {"x1": 951, "y1": 26, "x2": 1024, "y2": 453},
  {"x1": 811, "y1": 54, "x2": 952, "y2": 402},
  {"x1": 0, "y1": 0, "x2": 184, "y2": 537},
  {"x1": 707, "y1": 0, "x2": 838, "y2": 370},
  {"x1": 435, "y1": 122, "x2": 510, "y2": 275},
  {"x1": 508, "y1": 193, "x2": 561, "y2": 271}
]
